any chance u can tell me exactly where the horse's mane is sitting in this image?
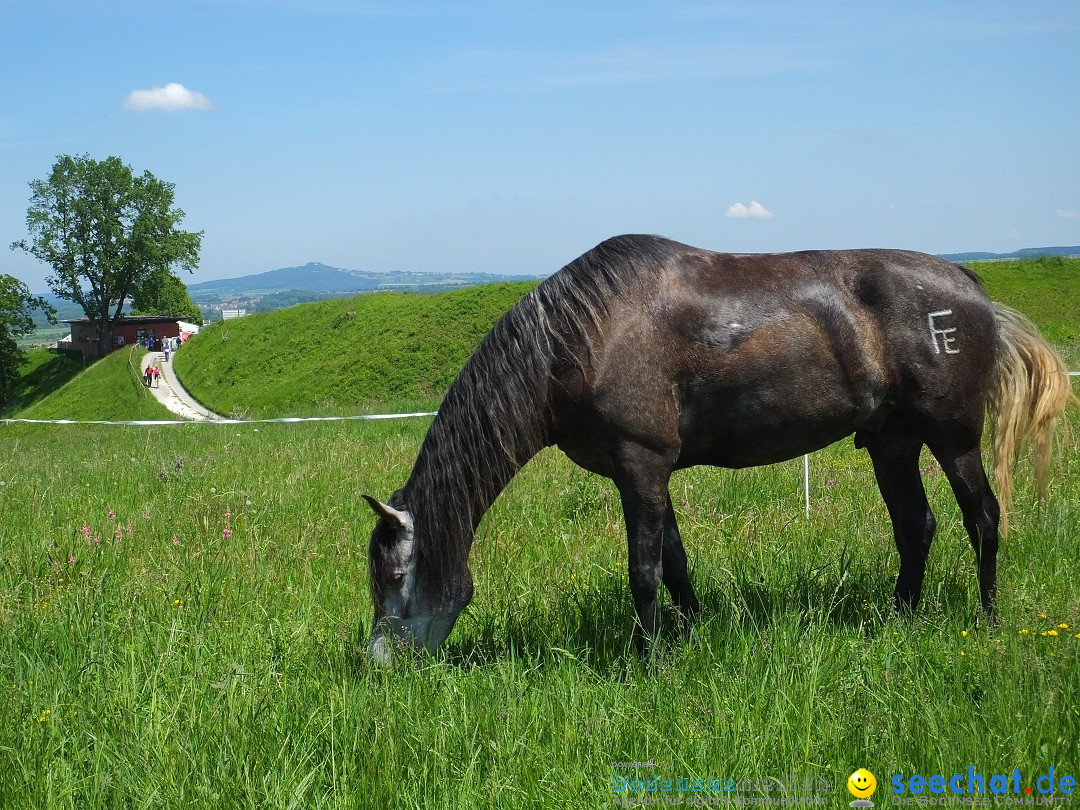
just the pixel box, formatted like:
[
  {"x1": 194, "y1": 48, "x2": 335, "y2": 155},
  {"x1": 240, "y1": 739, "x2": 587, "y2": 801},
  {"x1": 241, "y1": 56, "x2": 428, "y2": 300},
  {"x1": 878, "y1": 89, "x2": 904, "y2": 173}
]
[{"x1": 398, "y1": 234, "x2": 675, "y2": 604}]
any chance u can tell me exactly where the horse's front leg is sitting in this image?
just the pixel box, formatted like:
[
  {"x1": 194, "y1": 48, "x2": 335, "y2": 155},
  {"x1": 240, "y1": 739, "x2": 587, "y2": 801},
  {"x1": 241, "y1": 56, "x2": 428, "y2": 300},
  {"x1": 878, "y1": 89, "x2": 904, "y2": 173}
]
[{"x1": 614, "y1": 445, "x2": 674, "y2": 655}]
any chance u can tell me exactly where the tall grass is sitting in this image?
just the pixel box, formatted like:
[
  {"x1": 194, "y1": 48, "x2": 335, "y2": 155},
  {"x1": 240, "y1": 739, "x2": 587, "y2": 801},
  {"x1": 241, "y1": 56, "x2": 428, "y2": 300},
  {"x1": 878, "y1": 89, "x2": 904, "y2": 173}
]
[{"x1": 1, "y1": 410, "x2": 1077, "y2": 808}]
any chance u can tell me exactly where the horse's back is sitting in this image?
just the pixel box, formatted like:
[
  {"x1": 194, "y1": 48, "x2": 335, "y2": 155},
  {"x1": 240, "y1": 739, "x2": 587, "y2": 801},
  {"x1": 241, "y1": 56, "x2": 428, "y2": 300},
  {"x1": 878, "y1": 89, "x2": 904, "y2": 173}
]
[{"x1": 552, "y1": 237, "x2": 996, "y2": 471}]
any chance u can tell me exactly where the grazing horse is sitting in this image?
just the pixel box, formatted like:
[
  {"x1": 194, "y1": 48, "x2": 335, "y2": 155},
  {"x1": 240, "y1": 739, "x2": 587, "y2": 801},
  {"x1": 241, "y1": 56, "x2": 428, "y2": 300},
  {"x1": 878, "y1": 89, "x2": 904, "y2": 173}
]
[{"x1": 364, "y1": 235, "x2": 1076, "y2": 662}]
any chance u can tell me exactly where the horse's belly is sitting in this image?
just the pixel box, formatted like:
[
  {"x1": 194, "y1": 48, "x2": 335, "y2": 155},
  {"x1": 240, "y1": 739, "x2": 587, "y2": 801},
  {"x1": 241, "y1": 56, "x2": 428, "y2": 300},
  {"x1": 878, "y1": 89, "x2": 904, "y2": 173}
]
[
  {"x1": 674, "y1": 382, "x2": 876, "y2": 469},
  {"x1": 677, "y1": 420, "x2": 857, "y2": 468}
]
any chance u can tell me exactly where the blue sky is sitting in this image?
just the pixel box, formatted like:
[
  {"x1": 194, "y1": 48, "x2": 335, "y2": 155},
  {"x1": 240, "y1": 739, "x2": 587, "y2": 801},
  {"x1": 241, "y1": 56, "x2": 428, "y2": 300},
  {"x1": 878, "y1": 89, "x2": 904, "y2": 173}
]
[{"x1": 3, "y1": 0, "x2": 1078, "y2": 292}]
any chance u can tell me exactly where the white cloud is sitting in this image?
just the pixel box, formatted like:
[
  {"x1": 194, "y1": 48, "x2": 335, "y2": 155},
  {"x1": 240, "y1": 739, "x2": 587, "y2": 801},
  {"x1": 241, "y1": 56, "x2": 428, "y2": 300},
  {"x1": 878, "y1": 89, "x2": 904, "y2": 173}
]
[
  {"x1": 726, "y1": 201, "x2": 773, "y2": 219},
  {"x1": 1057, "y1": 208, "x2": 1080, "y2": 220},
  {"x1": 124, "y1": 83, "x2": 214, "y2": 112}
]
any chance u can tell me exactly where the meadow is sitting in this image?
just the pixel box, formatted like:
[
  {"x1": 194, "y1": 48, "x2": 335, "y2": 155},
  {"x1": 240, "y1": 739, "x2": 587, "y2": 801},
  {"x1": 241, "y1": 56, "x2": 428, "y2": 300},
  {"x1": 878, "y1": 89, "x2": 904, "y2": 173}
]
[
  {"x1": 1, "y1": 414, "x2": 1078, "y2": 808},
  {"x1": 2, "y1": 258, "x2": 1079, "y2": 808}
]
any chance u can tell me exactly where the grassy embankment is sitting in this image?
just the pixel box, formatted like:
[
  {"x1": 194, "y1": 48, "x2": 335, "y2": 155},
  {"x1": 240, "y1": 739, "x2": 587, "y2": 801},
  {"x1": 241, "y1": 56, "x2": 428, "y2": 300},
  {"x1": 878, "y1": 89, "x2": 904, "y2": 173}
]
[
  {"x1": 973, "y1": 256, "x2": 1080, "y2": 365},
  {"x1": 0, "y1": 348, "x2": 84, "y2": 417},
  {"x1": 172, "y1": 282, "x2": 537, "y2": 419},
  {"x1": 1, "y1": 259, "x2": 1078, "y2": 808},
  {"x1": 11, "y1": 345, "x2": 175, "y2": 423}
]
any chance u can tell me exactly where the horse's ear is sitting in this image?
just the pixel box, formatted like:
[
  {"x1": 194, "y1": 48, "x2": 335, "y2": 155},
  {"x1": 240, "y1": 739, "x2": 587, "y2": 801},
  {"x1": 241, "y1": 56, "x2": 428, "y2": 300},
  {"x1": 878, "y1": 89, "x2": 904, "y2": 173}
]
[{"x1": 362, "y1": 495, "x2": 413, "y2": 532}]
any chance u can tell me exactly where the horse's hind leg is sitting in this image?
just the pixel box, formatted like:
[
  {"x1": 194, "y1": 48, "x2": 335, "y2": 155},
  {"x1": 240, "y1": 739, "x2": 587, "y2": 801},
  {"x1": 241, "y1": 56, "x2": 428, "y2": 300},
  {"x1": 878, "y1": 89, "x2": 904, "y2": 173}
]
[
  {"x1": 662, "y1": 496, "x2": 699, "y2": 625},
  {"x1": 862, "y1": 430, "x2": 936, "y2": 611},
  {"x1": 928, "y1": 443, "x2": 1000, "y2": 615}
]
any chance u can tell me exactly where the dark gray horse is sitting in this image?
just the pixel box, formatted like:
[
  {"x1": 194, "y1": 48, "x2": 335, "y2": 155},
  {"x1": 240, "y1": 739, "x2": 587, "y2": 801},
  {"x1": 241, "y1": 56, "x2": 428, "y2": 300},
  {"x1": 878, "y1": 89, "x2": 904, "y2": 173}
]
[{"x1": 364, "y1": 235, "x2": 1076, "y2": 662}]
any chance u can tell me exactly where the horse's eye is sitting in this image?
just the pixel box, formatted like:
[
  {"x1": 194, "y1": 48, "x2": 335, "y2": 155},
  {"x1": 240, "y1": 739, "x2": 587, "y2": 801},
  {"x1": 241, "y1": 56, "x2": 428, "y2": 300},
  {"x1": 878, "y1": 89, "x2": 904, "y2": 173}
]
[{"x1": 388, "y1": 572, "x2": 405, "y2": 588}]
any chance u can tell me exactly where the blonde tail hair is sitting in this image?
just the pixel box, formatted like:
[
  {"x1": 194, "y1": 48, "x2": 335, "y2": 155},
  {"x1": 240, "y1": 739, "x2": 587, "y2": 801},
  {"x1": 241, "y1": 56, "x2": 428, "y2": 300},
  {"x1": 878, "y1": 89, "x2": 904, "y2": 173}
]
[{"x1": 987, "y1": 302, "x2": 1079, "y2": 531}]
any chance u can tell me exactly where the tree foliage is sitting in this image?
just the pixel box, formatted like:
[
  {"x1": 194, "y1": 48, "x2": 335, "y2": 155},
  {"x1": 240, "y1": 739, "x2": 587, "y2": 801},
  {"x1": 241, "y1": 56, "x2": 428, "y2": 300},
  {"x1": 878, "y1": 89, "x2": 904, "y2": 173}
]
[
  {"x1": 131, "y1": 268, "x2": 204, "y2": 325},
  {"x1": 10, "y1": 154, "x2": 202, "y2": 356},
  {"x1": 0, "y1": 274, "x2": 56, "y2": 410}
]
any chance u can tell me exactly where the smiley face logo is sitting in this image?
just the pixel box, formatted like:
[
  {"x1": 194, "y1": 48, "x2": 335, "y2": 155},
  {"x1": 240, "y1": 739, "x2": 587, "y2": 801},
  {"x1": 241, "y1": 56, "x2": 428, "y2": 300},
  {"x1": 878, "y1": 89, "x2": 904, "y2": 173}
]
[{"x1": 848, "y1": 769, "x2": 877, "y2": 799}]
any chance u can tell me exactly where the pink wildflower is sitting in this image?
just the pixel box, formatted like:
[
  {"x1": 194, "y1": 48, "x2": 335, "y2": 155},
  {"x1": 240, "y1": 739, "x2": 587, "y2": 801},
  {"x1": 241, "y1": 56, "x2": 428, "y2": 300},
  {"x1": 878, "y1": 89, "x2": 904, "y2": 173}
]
[
  {"x1": 68, "y1": 554, "x2": 76, "y2": 566},
  {"x1": 115, "y1": 528, "x2": 123, "y2": 541},
  {"x1": 92, "y1": 534, "x2": 101, "y2": 546},
  {"x1": 107, "y1": 508, "x2": 115, "y2": 519},
  {"x1": 223, "y1": 525, "x2": 232, "y2": 540},
  {"x1": 172, "y1": 536, "x2": 180, "y2": 547},
  {"x1": 81, "y1": 524, "x2": 91, "y2": 537}
]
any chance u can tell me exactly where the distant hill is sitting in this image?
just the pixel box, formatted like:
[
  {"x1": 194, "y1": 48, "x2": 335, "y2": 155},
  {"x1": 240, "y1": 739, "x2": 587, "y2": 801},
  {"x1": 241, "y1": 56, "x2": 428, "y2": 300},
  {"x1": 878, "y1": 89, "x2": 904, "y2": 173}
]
[
  {"x1": 187, "y1": 262, "x2": 380, "y2": 295},
  {"x1": 940, "y1": 246, "x2": 1080, "y2": 263},
  {"x1": 25, "y1": 262, "x2": 542, "y2": 333},
  {"x1": 184, "y1": 261, "x2": 544, "y2": 320},
  {"x1": 186, "y1": 261, "x2": 539, "y2": 300}
]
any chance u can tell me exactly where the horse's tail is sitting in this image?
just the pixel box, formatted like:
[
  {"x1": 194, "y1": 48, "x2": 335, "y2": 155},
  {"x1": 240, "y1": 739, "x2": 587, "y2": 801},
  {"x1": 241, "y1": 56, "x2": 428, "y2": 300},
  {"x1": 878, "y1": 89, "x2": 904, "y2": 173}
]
[{"x1": 987, "y1": 302, "x2": 1078, "y2": 530}]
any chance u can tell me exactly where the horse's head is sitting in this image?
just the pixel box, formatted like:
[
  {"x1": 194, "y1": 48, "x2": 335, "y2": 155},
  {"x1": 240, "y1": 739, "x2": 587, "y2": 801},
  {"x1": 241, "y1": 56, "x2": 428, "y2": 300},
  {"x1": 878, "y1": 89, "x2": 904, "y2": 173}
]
[{"x1": 362, "y1": 494, "x2": 465, "y2": 664}]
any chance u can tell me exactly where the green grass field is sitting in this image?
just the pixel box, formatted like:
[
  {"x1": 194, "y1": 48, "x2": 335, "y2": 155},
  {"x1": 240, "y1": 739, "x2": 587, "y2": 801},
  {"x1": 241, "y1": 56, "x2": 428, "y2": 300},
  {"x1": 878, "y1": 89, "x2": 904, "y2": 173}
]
[
  {"x1": 1, "y1": 413, "x2": 1078, "y2": 808},
  {"x1": 972, "y1": 256, "x2": 1080, "y2": 347},
  {"x1": 2, "y1": 259, "x2": 1079, "y2": 808}
]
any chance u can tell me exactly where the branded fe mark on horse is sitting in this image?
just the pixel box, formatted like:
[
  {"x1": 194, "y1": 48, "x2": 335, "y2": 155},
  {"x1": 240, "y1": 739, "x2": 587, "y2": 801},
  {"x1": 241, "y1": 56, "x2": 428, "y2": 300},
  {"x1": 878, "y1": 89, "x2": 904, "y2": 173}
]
[{"x1": 928, "y1": 309, "x2": 960, "y2": 354}]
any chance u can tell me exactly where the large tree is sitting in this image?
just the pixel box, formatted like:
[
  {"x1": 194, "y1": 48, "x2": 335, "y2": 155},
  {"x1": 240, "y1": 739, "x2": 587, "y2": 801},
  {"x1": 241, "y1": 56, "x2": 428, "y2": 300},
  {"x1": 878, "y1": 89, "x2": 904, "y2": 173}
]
[
  {"x1": 131, "y1": 268, "x2": 204, "y2": 325},
  {"x1": 11, "y1": 154, "x2": 202, "y2": 356},
  {"x1": 0, "y1": 274, "x2": 56, "y2": 410}
]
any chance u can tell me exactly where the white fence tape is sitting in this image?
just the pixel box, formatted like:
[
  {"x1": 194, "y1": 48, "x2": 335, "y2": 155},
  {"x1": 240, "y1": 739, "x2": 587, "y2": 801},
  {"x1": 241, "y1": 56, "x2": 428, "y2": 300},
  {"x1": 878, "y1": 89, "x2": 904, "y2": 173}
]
[
  {"x1": 1, "y1": 412, "x2": 437, "y2": 426},
  {"x1": 5, "y1": 373, "x2": 1079, "y2": 519}
]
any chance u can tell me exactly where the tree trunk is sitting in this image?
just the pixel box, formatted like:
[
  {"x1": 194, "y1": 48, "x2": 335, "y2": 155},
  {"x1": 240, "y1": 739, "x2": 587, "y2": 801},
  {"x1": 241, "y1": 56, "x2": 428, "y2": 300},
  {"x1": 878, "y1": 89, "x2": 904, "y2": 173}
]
[
  {"x1": 96, "y1": 324, "x2": 111, "y2": 357},
  {"x1": 96, "y1": 302, "x2": 111, "y2": 357}
]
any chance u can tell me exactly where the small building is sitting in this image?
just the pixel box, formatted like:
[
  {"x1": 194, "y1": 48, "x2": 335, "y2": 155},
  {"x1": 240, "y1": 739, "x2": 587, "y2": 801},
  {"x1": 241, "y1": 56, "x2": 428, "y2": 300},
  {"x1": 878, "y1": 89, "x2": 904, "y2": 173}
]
[
  {"x1": 63, "y1": 315, "x2": 184, "y2": 359},
  {"x1": 177, "y1": 321, "x2": 201, "y2": 342}
]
